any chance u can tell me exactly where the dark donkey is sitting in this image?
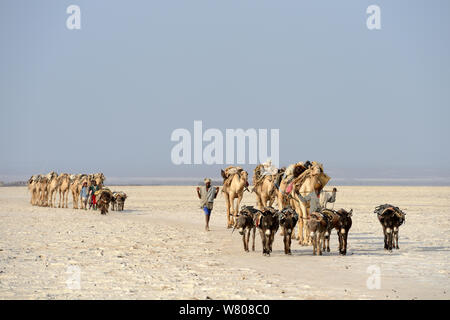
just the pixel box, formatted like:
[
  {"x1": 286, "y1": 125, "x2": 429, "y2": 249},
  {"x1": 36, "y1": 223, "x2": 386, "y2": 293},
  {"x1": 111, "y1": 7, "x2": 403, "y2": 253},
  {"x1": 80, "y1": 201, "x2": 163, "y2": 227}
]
[
  {"x1": 234, "y1": 205, "x2": 259, "y2": 252},
  {"x1": 375, "y1": 204, "x2": 406, "y2": 251},
  {"x1": 255, "y1": 207, "x2": 279, "y2": 256},
  {"x1": 278, "y1": 206, "x2": 298, "y2": 255},
  {"x1": 322, "y1": 208, "x2": 353, "y2": 255}
]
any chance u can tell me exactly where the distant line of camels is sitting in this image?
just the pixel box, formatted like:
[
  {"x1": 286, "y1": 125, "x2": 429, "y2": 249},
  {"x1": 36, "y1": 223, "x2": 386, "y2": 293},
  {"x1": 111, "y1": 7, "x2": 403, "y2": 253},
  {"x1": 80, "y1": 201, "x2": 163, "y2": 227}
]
[{"x1": 27, "y1": 172, "x2": 105, "y2": 209}]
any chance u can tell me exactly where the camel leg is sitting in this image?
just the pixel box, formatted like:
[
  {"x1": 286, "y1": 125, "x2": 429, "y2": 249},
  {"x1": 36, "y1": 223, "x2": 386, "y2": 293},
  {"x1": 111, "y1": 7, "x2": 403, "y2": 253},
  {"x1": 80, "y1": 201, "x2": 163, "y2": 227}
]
[
  {"x1": 276, "y1": 192, "x2": 284, "y2": 213},
  {"x1": 228, "y1": 194, "x2": 236, "y2": 227},
  {"x1": 261, "y1": 193, "x2": 268, "y2": 209},
  {"x1": 256, "y1": 194, "x2": 264, "y2": 211},
  {"x1": 224, "y1": 193, "x2": 232, "y2": 228},
  {"x1": 44, "y1": 190, "x2": 49, "y2": 207},
  {"x1": 234, "y1": 193, "x2": 243, "y2": 227},
  {"x1": 72, "y1": 190, "x2": 78, "y2": 209},
  {"x1": 268, "y1": 196, "x2": 275, "y2": 208},
  {"x1": 51, "y1": 190, "x2": 55, "y2": 207},
  {"x1": 303, "y1": 206, "x2": 312, "y2": 246},
  {"x1": 54, "y1": 190, "x2": 58, "y2": 208},
  {"x1": 294, "y1": 200, "x2": 307, "y2": 244}
]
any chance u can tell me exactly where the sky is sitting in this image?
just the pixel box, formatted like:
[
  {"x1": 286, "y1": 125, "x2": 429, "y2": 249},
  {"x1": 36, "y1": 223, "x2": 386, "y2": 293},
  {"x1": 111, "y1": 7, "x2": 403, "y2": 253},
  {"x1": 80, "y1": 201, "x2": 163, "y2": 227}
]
[{"x1": 1, "y1": 0, "x2": 449, "y2": 184}]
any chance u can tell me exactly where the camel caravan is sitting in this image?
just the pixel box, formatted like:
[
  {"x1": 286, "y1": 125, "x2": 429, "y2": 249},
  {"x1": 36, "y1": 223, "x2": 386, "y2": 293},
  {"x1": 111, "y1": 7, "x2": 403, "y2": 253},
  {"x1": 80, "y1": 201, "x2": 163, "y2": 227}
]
[
  {"x1": 222, "y1": 160, "x2": 403, "y2": 256},
  {"x1": 221, "y1": 160, "x2": 349, "y2": 256},
  {"x1": 27, "y1": 172, "x2": 127, "y2": 214}
]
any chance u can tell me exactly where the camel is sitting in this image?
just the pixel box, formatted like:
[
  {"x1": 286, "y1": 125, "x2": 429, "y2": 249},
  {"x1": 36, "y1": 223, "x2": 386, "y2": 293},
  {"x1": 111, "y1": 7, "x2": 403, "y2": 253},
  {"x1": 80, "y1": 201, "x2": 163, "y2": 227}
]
[
  {"x1": 252, "y1": 161, "x2": 280, "y2": 210},
  {"x1": 277, "y1": 162, "x2": 330, "y2": 245},
  {"x1": 253, "y1": 174, "x2": 278, "y2": 210},
  {"x1": 70, "y1": 174, "x2": 88, "y2": 209},
  {"x1": 57, "y1": 173, "x2": 71, "y2": 208},
  {"x1": 46, "y1": 171, "x2": 59, "y2": 208},
  {"x1": 28, "y1": 175, "x2": 40, "y2": 205},
  {"x1": 93, "y1": 173, "x2": 105, "y2": 188},
  {"x1": 221, "y1": 167, "x2": 249, "y2": 228},
  {"x1": 37, "y1": 175, "x2": 49, "y2": 207}
]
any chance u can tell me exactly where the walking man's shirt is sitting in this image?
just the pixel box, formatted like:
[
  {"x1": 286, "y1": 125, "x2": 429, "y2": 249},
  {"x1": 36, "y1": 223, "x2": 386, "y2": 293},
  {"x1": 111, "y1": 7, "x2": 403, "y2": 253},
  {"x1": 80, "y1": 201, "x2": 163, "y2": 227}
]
[{"x1": 199, "y1": 184, "x2": 217, "y2": 215}]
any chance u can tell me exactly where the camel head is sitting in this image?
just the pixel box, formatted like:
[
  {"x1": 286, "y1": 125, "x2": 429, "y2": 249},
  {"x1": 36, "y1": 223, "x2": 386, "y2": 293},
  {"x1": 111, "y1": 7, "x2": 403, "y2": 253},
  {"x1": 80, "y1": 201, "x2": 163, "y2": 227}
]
[
  {"x1": 94, "y1": 173, "x2": 105, "y2": 186},
  {"x1": 46, "y1": 171, "x2": 58, "y2": 180},
  {"x1": 240, "y1": 170, "x2": 248, "y2": 181},
  {"x1": 310, "y1": 162, "x2": 323, "y2": 176}
]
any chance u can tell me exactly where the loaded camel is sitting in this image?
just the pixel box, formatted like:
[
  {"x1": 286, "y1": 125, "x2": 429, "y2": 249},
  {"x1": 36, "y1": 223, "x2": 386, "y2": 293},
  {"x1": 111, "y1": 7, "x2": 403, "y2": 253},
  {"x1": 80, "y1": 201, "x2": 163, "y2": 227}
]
[
  {"x1": 221, "y1": 167, "x2": 249, "y2": 228},
  {"x1": 278, "y1": 161, "x2": 331, "y2": 245},
  {"x1": 252, "y1": 162, "x2": 281, "y2": 210},
  {"x1": 57, "y1": 173, "x2": 71, "y2": 208},
  {"x1": 27, "y1": 175, "x2": 40, "y2": 206},
  {"x1": 46, "y1": 171, "x2": 59, "y2": 208}
]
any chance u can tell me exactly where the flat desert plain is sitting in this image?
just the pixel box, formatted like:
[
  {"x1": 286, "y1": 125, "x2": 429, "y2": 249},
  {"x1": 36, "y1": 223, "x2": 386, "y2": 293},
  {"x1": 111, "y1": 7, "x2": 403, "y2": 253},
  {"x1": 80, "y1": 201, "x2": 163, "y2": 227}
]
[{"x1": 0, "y1": 186, "x2": 449, "y2": 299}]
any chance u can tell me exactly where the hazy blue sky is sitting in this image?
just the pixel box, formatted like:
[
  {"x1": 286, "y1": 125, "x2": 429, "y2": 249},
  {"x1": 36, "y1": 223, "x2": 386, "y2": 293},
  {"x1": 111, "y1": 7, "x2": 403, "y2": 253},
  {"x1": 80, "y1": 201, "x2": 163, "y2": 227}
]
[{"x1": 1, "y1": 0, "x2": 449, "y2": 182}]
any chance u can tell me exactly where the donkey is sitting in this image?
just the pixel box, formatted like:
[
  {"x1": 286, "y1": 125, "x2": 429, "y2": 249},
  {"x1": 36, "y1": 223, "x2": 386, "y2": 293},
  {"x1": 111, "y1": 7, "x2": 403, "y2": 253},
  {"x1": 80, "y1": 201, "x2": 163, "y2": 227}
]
[
  {"x1": 112, "y1": 192, "x2": 127, "y2": 211},
  {"x1": 375, "y1": 204, "x2": 406, "y2": 251},
  {"x1": 278, "y1": 206, "x2": 298, "y2": 255},
  {"x1": 234, "y1": 206, "x2": 259, "y2": 252},
  {"x1": 322, "y1": 208, "x2": 353, "y2": 255},
  {"x1": 97, "y1": 189, "x2": 114, "y2": 215},
  {"x1": 307, "y1": 212, "x2": 328, "y2": 255},
  {"x1": 256, "y1": 207, "x2": 279, "y2": 256}
]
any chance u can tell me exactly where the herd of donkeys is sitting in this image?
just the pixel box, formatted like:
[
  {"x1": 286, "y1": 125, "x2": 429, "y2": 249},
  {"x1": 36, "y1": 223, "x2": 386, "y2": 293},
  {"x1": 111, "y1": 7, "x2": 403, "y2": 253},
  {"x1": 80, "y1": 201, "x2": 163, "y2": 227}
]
[{"x1": 233, "y1": 203, "x2": 406, "y2": 257}]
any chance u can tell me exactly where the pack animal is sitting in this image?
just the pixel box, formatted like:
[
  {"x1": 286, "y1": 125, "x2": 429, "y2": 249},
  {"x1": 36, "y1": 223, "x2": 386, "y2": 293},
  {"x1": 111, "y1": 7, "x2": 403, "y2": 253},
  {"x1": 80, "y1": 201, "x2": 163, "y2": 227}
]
[
  {"x1": 278, "y1": 206, "x2": 298, "y2": 255},
  {"x1": 256, "y1": 207, "x2": 279, "y2": 256},
  {"x1": 234, "y1": 206, "x2": 258, "y2": 252},
  {"x1": 375, "y1": 204, "x2": 405, "y2": 251},
  {"x1": 113, "y1": 192, "x2": 127, "y2": 211},
  {"x1": 322, "y1": 208, "x2": 353, "y2": 255},
  {"x1": 97, "y1": 189, "x2": 113, "y2": 215},
  {"x1": 307, "y1": 212, "x2": 328, "y2": 255}
]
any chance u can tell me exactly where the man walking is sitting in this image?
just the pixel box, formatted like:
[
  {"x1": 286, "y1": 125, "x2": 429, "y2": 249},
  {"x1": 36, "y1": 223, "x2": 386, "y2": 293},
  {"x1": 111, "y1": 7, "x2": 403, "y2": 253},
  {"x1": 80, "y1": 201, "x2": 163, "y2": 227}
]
[{"x1": 196, "y1": 178, "x2": 219, "y2": 231}]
